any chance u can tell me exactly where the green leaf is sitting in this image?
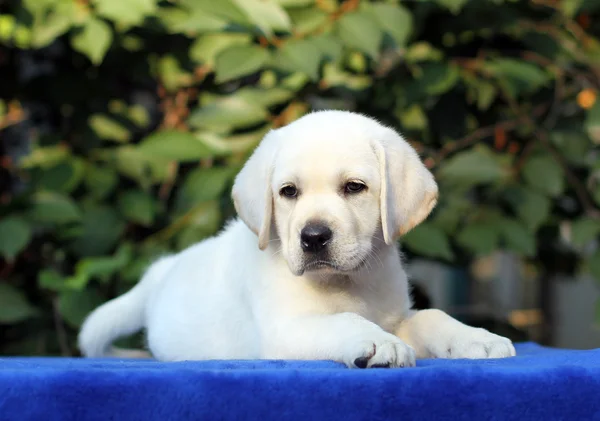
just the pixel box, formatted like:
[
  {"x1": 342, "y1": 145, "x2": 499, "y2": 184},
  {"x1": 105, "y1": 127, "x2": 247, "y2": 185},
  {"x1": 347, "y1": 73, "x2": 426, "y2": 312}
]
[
  {"x1": 175, "y1": 167, "x2": 234, "y2": 214},
  {"x1": 215, "y1": 45, "x2": 270, "y2": 83},
  {"x1": 20, "y1": 145, "x2": 70, "y2": 169},
  {"x1": 571, "y1": 217, "x2": 600, "y2": 248},
  {"x1": 22, "y1": 0, "x2": 58, "y2": 17},
  {"x1": 420, "y1": 62, "x2": 460, "y2": 95},
  {"x1": 189, "y1": 95, "x2": 269, "y2": 132},
  {"x1": 118, "y1": 190, "x2": 157, "y2": 226},
  {"x1": 113, "y1": 146, "x2": 171, "y2": 187},
  {"x1": 31, "y1": 160, "x2": 85, "y2": 193},
  {"x1": 67, "y1": 244, "x2": 133, "y2": 289},
  {"x1": 275, "y1": 39, "x2": 323, "y2": 80},
  {"x1": 476, "y1": 82, "x2": 497, "y2": 111},
  {"x1": 288, "y1": 7, "x2": 328, "y2": 35},
  {"x1": 562, "y1": 0, "x2": 583, "y2": 17},
  {"x1": 236, "y1": 87, "x2": 294, "y2": 108},
  {"x1": 27, "y1": 0, "x2": 84, "y2": 47},
  {"x1": 38, "y1": 269, "x2": 65, "y2": 291},
  {"x1": 233, "y1": 0, "x2": 291, "y2": 35},
  {"x1": 275, "y1": 0, "x2": 314, "y2": 6},
  {"x1": 551, "y1": 131, "x2": 590, "y2": 165},
  {"x1": 71, "y1": 18, "x2": 112, "y2": 65},
  {"x1": 120, "y1": 254, "x2": 156, "y2": 284},
  {"x1": 505, "y1": 187, "x2": 551, "y2": 231},
  {"x1": 404, "y1": 42, "x2": 443, "y2": 63},
  {"x1": 175, "y1": 201, "x2": 222, "y2": 249},
  {"x1": 311, "y1": 33, "x2": 343, "y2": 62},
  {"x1": 368, "y1": 3, "x2": 412, "y2": 46},
  {"x1": 58, "y1": 288, "x2": 104, "y2": 328},
  {"x1": 31, "y1": 9, "x2": 73, "y2": 48},
  {"x1": 487, "y1": 59, "x2": 550, "y2": 97},
  {"x1": 89, "y1": 114, "x2": 131, "y2": 142},
  {"x1": 499, "y1": 219, "x2": 536, "y2": 257},
  {"x1": 281, "y1": 72, "x2": 311, "y2": 91},
  {"x1": 193, "y1": 0, "x2": 250, "y2": 25},
  {"x1": 438, "y1": 146, "x2": 509, "y2": 187},
  {"x1": 522, "y1": 154, "x2": 564, "y2": 197},
  {"x1": 322, "y1": 62, "x2": 372, "y2": 90},
  {"x1": 157, "y1": 55, "x2": 194, "y2": 92},
  {"x1": 27, "y1": 192, "x2": 81, "y2": 225},
  {"x1": 336, "y1": 11, "x2": 382, "y2": 58},
  {"x1": 138, "y1": 130, "x2": 215, "y2": 162},
  {"x1": 69, "y1": 205, "x2": 125, "y2": 257},
  {"x1": 402, "y1": 223, "x2": 454, "y2": 260},
  {"x1": 0, "y1": 217, "x2": 31, "y2": 261},
  {"x1": 194, "y1": 127, "x2": 269, "y2": 156},
  {"x1": 397, "y1": 105, "x2": 427, "y2": 131},
  {"x1": 0, "y1": 283, "x2": 38, "y2": 324},
  {"x1": 93, "y1": 0, "x2": 156, "y2": 28},
  {"x1": 190, "y1": 33, "x2": 252, "y2": 67},
  {"x1": 435, "y1": 0, "x2": 469, "y2": 14},
  {"x1": 431, "y1": 197, "x2": 470, "y2": 235},
  {"x1": 84, "y1": 164, "x2": 118, "y2": 199},
  {"x1": 158, "y1": 5, "x2": 227, "y2": 34},
  {"x1": 457, "y1": 223, "x2": 499, "y2": 256}
]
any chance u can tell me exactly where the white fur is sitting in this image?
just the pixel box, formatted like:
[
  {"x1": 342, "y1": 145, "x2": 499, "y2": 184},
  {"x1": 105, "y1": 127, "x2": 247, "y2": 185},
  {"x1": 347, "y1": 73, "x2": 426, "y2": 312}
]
[{"x1": 78, "y1": 111, "x2": 515, "y2": 368}]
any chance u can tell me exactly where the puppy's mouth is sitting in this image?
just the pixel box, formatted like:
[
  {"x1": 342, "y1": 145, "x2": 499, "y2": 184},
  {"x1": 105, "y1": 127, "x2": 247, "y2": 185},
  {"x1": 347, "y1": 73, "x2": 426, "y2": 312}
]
[{"x1": 304, "y1": 260, "x2": 339, "y2": 272}]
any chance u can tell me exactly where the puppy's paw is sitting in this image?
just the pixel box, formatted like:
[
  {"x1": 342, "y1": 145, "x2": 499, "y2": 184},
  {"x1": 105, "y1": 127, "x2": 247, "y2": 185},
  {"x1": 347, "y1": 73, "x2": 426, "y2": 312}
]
[
  {"x1": 440, "y1": 328, "x2": 516, "y2": 359},
  {"x1": 344, "y1": 333, "x2": 416, "y2": 369}
]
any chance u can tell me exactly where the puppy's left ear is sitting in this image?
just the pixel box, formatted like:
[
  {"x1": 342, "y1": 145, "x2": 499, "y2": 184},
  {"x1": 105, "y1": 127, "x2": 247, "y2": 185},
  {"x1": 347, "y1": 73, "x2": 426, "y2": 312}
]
[
  {"x1": 232, "y1": 130, "x2": 279, "y2": 250},
  {"x1": 373, "y1": 129, "x2": 438, "y2": 245}
]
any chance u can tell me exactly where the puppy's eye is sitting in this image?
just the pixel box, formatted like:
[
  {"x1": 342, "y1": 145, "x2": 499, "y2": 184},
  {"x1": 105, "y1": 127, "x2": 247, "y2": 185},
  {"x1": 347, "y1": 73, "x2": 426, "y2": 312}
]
[
  {"x1": 280, "y1": 185, "x2": 298, "y2": 198},
  {"x1": 345, "y1": 181, "x2": 366, "y2": 194}
]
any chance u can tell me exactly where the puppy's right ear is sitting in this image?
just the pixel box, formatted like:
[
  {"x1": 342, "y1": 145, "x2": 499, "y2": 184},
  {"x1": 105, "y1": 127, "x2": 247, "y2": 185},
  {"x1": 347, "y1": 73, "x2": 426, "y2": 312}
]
[{"x1": 232, "y1": 130, "x2": 279, "y2": 250}]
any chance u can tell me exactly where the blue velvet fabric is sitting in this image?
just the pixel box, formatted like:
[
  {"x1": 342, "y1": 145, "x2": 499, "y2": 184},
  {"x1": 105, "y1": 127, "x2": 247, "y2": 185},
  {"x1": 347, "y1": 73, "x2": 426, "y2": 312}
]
[{"x1": 1, "y1": 343, "x2": 599, "y2": 421}]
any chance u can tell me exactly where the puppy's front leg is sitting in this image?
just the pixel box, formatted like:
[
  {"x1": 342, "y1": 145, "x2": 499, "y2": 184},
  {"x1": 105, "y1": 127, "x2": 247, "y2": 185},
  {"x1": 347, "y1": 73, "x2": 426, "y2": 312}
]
[
  {"x1": 395, "y1": 309, "x2": 516, "y2": 359},
  {"x1": 265, "y1": 312, "x2": 415, "y2": 368}
]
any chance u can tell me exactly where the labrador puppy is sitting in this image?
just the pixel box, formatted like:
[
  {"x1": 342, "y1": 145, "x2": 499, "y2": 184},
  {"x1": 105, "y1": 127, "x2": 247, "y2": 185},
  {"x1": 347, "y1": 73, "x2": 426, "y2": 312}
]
[{"x1": 78, "y1": 111, "x2": 515, "y2": 368}]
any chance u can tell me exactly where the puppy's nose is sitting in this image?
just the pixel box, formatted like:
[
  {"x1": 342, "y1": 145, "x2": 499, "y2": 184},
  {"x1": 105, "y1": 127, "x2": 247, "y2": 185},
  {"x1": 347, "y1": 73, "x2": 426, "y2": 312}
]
[{"x1": 301, "y1": 223, "x2": 333, "y2": 253}]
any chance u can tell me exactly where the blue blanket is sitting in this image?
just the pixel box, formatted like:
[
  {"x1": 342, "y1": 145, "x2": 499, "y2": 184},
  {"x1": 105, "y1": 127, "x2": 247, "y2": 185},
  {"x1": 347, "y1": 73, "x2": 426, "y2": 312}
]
[{"x1": 1, "y1": 343, "x2": 599, "y2": 421}]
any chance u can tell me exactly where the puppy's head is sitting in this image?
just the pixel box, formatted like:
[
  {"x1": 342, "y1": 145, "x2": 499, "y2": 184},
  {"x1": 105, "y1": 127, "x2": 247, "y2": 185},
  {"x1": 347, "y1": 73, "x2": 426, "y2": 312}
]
[{"x1": 232, "y1": 111, "x2": 438, "y2": 276}]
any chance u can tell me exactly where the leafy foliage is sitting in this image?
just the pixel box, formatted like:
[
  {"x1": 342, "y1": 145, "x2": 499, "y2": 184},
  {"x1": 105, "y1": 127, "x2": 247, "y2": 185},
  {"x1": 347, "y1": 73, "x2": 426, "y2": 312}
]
[{"x1": 1, "y1": 0, "x2": 600, "y2": 355}]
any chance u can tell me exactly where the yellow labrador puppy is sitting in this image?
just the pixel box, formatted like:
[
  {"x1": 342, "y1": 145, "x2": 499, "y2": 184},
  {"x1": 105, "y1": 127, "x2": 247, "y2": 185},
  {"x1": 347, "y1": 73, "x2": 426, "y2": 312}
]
[{"x1": 79, "y1": 111, "x2": 515, "y2": 368}]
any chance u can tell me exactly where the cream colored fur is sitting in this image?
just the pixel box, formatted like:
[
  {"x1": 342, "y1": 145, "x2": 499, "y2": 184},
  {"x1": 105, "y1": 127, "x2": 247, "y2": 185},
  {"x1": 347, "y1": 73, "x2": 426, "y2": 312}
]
[{"x1": 78, "y1": 111, "x2": 515, "y2": 367}]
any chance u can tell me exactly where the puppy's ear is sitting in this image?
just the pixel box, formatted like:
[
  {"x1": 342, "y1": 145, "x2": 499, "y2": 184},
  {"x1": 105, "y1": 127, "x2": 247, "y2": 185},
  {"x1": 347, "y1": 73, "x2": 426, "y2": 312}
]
[
  {"x1": 373, "y1": 129, "x2": 438, "y2": 245},
  {"x1": 232, "y1": 130, "x2": 278, "y2": 250}
]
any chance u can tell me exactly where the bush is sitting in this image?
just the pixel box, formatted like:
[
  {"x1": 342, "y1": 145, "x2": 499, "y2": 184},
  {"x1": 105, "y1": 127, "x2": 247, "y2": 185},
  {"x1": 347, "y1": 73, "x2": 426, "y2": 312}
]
[{"x1": 1, "y1": 0, "x2": 600, "y2": 355}]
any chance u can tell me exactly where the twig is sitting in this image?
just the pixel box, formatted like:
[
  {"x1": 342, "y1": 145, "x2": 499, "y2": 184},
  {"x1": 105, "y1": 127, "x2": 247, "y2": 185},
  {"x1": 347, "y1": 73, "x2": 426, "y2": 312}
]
[
  {"x1": 428, "y1": 101, "x2": 552, "y2": 168},
  {"x1": 158, "y1": 161, "x2": 179, "y2": 202},
  {"x1": 514, "y1": 140, "x2": 538, "y2": 174},
  {"x1": 521, "y1": 51, "x2": 596, "y2": 89},
  {"x1": 543, "y1": 70, "x2": 565, "y2": 129},
  {"x1": 52, "y1": 297, "x2": 72, "y2": 357}
]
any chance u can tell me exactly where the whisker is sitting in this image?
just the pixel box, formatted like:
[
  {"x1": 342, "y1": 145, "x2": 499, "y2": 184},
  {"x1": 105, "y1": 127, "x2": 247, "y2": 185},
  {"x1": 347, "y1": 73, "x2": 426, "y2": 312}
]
[{"x1": 270, "y1": 246, "x2": 283, "y2": 257}]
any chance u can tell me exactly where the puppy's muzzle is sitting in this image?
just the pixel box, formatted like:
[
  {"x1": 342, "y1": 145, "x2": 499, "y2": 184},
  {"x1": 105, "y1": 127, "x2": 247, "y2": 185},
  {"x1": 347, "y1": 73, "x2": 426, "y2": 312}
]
[{"x1": 300, "y1": 222, "x2": 333, "y2": 253}]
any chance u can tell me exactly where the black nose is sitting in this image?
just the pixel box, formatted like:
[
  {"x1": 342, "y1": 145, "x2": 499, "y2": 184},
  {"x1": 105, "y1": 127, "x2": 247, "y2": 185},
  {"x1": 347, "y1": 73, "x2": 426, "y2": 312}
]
[{"x1": 301, "y1": 223, "x2": 333, "y2": 253}]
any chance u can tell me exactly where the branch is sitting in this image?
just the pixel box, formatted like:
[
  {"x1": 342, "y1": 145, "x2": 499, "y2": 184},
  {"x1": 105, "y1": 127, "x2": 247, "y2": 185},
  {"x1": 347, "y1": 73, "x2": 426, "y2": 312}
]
[
  {"x1": 513, "y1": 140, "x2": 538, "y2": 174},
  {"x1": 428, "y1": 101, "x2": 552, "y2": 169}
]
